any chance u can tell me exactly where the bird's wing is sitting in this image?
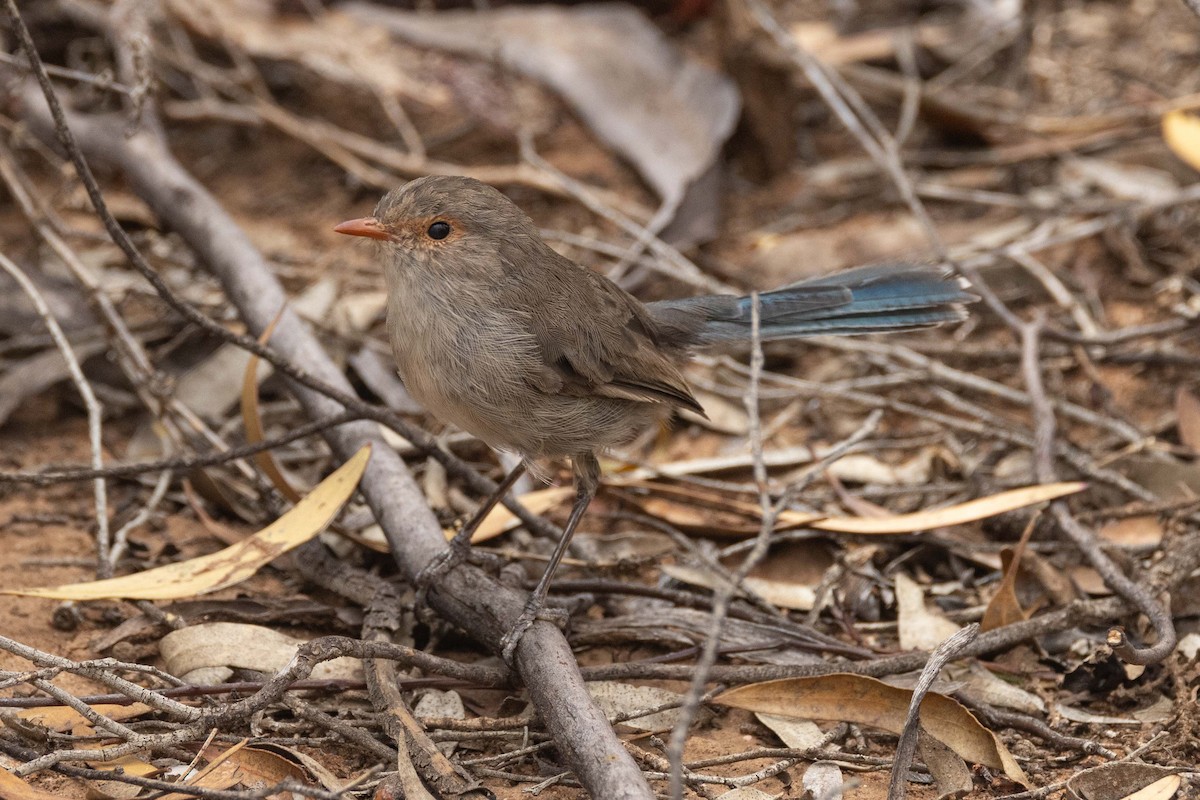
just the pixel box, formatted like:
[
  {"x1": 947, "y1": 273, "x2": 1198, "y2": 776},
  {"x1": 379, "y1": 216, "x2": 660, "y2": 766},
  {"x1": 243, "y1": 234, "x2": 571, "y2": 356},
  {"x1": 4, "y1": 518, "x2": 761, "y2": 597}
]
[{"x1": 509, "y1": 250, "x2": 704, "y2": 416}]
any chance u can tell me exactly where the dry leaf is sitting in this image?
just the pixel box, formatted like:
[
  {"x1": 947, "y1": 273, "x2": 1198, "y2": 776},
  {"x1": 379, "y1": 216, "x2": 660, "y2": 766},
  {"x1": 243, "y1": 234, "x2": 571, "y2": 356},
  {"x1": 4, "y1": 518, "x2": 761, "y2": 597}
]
[
  {"x1": 896, "y1": 573, "x2": 961, "y2": 650},
  {"x1": 662, "y1": 564, "x2": 818, "y2": 611},
  {"x1": 160, "y1": 623, "x2": 362, "y2": 682},
  {"x1": 621, "y1": 480, "x2": 1085, "y2": 537},
  {"x1": 920, "y1": 732, "x2": 973, "y2": 799},
  {"x1": 0, "y1": 768, "x2": 71, "y2": 800},
  {"x1": 158, "y1": 740, "x2": 249, "y2": 800},
  {"x1": 800, "y1": 762, "x2": 843, "y2": 800},
  {"x1": 4, "y1": 446, "x2": 370, "y2": 600},
  {"x1": 715, "y1": 675, "x2": 1029, "y2": 786},
  {"x1": 663, "y1": 541, "x2": 832, "y2": 610},
  {"x1": 1122, "y1": 775, "x2": 1181, "y2": 800},
  {"x1": 16, "y1": 703, "x2": 154, "y2": 736},
  {"x1": 1163, "y1": 110, "x2": 1200, "y2": 173},
  {"x1": 716, "y1": 789, "x2": 774, "y2": 800},
  {"x1": 1176, "y1": 387, "x2": 1200, "y2": 451},
  {"x1": 466, "y1": 485, "x2": 575, "y2": 543},
  {"x1": 952, "y1": 664, "x2": 1044, "y2": 715},
  {"x1": 1059, "y1": 158, "x2": 1179, "y2": 204},
  {"x1": 1098, "y1": 515, "x2": 1164, "y2": 548},
  {"x1": 587, "y1": 682, "x2": 686, "y2": 732},
  {"x1": 1068, "y1": 763, "x2": 1181, "y2": 800},
  {"x1": 790, "y1": 21, "x2": 953, "y2": 66},
  {"x1": 810, "y1": 483, "x2": 1086, "y2": 534},
  {"x1": 680, "y1": 390, "x2": 749, "y2": 435},
  {"x1": 756, "y1": 713, "x2": 825, "y2": 749},
  {"x1": 981, "y1": 516, "x2": 1038, "y2": 631},
  {"x1": 242, "y1": 310, "x2": 302, "y2": 503}
]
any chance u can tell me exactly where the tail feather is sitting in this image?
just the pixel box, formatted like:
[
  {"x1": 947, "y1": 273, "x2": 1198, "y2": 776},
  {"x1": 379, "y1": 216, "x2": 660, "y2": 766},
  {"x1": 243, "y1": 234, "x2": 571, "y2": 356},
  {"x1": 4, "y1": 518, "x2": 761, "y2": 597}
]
[{"x1": 647, "y1": 263, "x2": 976, "y2": 349}]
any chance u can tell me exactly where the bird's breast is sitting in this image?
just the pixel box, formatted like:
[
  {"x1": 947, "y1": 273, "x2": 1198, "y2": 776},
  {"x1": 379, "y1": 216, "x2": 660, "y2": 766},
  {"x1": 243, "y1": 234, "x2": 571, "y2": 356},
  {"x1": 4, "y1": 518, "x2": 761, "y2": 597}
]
[{"x1": 385, "y1": 278, "x2": 547, "y2": 449}]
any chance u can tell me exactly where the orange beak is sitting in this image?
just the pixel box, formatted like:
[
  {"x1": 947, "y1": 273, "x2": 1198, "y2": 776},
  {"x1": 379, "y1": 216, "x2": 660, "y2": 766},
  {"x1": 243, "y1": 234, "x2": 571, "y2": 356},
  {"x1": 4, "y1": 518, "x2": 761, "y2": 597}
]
[{"x1": 334, "y1": 217, "x2": 390, "y2": 240}]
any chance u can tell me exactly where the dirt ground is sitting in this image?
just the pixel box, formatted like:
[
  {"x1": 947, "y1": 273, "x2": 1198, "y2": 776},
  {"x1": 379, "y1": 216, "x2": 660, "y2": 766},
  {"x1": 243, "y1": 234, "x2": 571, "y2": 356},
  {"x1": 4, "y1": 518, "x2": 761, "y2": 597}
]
[{"x1": 2, "y1": 0, "x2": 1200, "y2": 797}]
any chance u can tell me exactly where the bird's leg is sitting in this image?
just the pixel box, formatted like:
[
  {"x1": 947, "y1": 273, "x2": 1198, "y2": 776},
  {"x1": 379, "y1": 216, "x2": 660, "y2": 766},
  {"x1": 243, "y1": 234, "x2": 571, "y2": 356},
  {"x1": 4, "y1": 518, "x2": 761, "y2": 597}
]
[
  {"x1": 500, "y1": 454, "x2": 599, "y2": 664},
  {"x1": 414, "y1": 460, "x2": 528, "y2": 615}
]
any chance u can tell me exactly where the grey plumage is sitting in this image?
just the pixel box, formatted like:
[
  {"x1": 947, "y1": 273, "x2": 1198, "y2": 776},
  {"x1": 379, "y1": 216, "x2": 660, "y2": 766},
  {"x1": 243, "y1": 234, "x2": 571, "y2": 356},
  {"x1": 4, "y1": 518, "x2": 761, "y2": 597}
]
[{"x1": 338, "y1": 174, "x2": 976, "y2": 660}]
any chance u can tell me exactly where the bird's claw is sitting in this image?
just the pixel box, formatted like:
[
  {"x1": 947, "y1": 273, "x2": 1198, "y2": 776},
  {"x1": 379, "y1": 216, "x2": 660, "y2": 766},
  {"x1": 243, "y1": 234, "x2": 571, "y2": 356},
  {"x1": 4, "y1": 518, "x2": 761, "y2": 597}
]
[
  {"x1": 499, "y1": 599, "x2": 569, "y2": 664},
  {"x1": 413, "y1": 536, "x2": 502, "y2": 623}
]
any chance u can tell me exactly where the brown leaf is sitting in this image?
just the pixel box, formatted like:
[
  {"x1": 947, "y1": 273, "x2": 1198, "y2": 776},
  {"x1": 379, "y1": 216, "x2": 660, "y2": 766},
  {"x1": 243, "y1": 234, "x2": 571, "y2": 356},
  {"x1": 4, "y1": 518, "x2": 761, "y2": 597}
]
[
  {"x1": 1177, "y1": 387, "x2": 1200, "y2": 451},
  {"x1": 715, "y1": 675, "x2": 1028, "y2": 786},
  {"x1": 981, "y1": 515, "x2": 1038, "y2": 632},
  {"x1": 242, "y1": 309, "x2": 302, "y2": 503}
]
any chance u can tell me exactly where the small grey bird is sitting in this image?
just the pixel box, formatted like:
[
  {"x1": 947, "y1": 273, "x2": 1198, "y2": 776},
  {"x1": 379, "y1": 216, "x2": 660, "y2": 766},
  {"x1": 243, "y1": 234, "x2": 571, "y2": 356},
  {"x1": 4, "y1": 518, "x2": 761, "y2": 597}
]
[{"x1": 336, "y1": 175, "x2": 975, "y2": 661}]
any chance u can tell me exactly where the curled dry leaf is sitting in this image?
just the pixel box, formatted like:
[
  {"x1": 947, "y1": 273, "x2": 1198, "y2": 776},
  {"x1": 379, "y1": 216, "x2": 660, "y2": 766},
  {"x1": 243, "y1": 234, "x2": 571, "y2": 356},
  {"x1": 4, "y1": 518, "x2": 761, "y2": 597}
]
[
  {"x1": 981, "y1": 515, "x2": 1038, "y2": 632},
  {"x1": 715, "y1": 675, "x2": 1029, "y2": 787},
  {"x1": 160, "y1": 622, "x2": 362, "y2": 682},
  {"x1": 242, "y1": 309, "x2": 302, "y2": 503},
  {"x1": 3, "y1": 446, "x2": 370, "y2": 600}
]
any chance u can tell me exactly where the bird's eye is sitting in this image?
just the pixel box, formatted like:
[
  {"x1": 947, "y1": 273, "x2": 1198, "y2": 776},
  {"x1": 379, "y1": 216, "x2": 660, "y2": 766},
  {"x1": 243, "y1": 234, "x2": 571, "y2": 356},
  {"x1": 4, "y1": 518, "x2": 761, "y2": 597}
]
[{"x1": 427, "y1": 221, "x2": 451, "y2": 240}]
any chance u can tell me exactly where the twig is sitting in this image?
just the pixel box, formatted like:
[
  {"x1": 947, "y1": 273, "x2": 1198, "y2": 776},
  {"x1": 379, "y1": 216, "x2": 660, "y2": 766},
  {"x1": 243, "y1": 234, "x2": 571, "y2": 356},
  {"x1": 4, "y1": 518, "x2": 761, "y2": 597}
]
[
  {"x1": 886, "y1": 625, "x2": 979, "y2": 800},
  {"x1": 0, "y1": 410, "x2": 362, "y2": 485},
  {"x1": 0, "y1": 252, "x2": 110, "y2": 577},
  {"x1": 1019, "y1": 316, "x2": 1176, "y2": 664}
]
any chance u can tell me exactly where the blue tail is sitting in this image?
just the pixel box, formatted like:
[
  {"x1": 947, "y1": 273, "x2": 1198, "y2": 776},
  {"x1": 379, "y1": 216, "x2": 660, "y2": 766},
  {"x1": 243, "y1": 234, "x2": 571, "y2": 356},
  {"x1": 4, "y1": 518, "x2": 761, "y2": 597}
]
[{"x1": 647, "y1": 264, "x2": 976, "y2": 349}]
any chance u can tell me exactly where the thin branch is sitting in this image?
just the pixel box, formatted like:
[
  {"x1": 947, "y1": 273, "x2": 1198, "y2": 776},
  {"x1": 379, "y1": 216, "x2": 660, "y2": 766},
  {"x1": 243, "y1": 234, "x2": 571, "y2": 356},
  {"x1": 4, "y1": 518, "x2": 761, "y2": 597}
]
[{"x1": 0, "y1": 251, "x2": 110, "y2": 577}]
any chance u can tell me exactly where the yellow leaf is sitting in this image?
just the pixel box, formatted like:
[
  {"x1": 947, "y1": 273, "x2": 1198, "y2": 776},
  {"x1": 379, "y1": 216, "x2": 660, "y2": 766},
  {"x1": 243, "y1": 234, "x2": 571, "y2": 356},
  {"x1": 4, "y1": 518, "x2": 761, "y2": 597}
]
[
  {"x1": 0, "y1": 768, "x2": 70, "y2": 800},
  {"x1": 1163, "y1": 110, "x2": 1200, "y2": 172},
  {"x1": 1123, "y1": 774, "x2": 1181, "y2": 800},
  {"x1": 715, "y1": 675, "x2": 1029, "y2": 787},
  {"x1": 17, "y1": 703, "x2": 154, "y2": 735},
  {"x1": 808, "y1": 482, "x2": 1085, "y2": 534},
  {"x1": 241, "y1": 309, "x2": 302, "y2": 502},
  {"x1": 4, "y1": 446, "x2": 371, "y2": 600},
  {"x1": 620, "y1": 479, "x2": 1085, "y2": 536},
  {"x1": 463, "y1": 486, "x2": 575, "y2": 543}
]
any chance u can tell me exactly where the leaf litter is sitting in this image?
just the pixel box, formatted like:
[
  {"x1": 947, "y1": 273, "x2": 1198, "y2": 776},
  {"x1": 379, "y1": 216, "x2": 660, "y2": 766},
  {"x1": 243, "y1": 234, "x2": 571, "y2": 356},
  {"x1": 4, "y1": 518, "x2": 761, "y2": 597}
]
[{"x1": 1, "y1": 0, "x2": 1199, "y2": 797}]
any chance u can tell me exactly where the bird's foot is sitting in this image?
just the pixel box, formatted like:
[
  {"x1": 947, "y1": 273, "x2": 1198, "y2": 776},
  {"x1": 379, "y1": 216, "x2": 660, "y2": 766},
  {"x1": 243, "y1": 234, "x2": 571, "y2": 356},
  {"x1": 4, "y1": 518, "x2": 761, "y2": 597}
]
[
  {"x1": 413, "y1": 535, "x2": 502, "y2": 623},
  {"x1": 499, "y1": 599, "x2": 570, "y2": 665}
]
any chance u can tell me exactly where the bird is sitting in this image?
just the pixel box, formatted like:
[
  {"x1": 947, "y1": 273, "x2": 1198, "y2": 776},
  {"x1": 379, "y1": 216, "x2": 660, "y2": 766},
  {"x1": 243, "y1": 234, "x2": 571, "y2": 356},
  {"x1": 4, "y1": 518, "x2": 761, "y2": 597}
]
[{"x1": 335, "y1": 175, "x2": 975, "y2": 662}]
